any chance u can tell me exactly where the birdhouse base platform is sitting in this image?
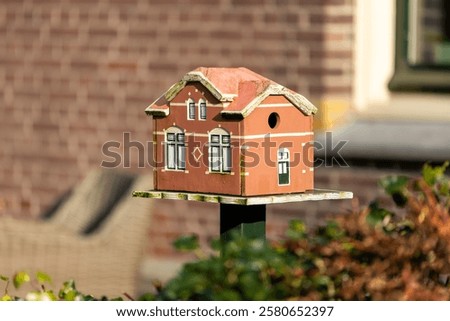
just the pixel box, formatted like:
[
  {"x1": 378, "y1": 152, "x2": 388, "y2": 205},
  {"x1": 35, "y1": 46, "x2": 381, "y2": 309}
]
[
  {"x1": 132, "y1": 189, "x2": 353, "y2": 205},
  {"x1": 133, "y1": 189, "x2": 352, "y2": 241}
]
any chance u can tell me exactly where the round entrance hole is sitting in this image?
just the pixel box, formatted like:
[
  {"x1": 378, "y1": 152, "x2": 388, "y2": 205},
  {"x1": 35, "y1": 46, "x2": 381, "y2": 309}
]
[{"x1": 268, "y1": 112, "x2": 280, "y2": 129}]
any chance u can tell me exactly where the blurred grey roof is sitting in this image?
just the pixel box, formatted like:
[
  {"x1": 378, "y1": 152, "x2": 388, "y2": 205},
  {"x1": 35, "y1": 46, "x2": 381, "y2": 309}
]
[{"x1": 315, "y1": 119, "x2": 450, "y2": 162}]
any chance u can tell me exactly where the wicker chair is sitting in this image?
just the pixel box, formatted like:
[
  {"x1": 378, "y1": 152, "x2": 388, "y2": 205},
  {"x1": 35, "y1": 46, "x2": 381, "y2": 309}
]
[{"x1": 0, "y1": 170, "x2": 153, "y2": 298}]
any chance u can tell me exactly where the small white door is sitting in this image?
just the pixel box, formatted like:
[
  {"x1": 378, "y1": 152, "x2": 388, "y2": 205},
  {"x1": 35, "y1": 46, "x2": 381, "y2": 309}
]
[{"x1": 277, "y1": 148, "x2": 290, "y2": 185}]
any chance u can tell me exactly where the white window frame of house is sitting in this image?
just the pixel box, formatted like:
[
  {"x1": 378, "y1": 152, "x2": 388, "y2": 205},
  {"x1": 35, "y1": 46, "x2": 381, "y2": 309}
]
[
  {"x1": 187, "y1": 98, "x2": 195, "y2": 120},
  {"x1": 208, "y1": 128, "x2": 231, "y2": 173},
  {"x1": 165, "y1": 127, "x2": 186, "y2": 171},
  {"x1": 199, "y1": 98, "x2": 207, "y2": 120},
  {"x1": 277, "y1": 148, "x2": 290, "y2": 186},
  {"x1": 353, "y1": 0, "x2": 450, "y2": 121}
]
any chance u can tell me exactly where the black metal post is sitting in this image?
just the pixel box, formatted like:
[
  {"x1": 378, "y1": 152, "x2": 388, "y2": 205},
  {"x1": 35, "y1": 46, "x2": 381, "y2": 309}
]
[{"x1": 219, "y1": 203, "x2": 266, "y2": 242}]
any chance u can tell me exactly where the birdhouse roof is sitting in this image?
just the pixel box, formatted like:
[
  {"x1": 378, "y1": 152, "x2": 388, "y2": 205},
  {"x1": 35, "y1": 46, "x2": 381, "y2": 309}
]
[{"x1": 146, "y1": 67, "x2": 317, "y2": 118}]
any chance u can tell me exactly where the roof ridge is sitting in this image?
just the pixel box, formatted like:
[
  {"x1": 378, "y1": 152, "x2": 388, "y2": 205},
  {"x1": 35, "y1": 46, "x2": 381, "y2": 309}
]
[{"x1": 145, "y1": 67, "x2": 318, "y2": 118}]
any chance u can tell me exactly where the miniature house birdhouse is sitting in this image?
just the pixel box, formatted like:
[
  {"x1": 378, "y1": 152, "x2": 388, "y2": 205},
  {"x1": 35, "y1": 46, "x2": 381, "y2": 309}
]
[
  {"x1": 135, "y1": 67, "x2": 352, "y2": 241},
  {"x1": 145, "y1": 67, "x2": 318, "y2": 196}
]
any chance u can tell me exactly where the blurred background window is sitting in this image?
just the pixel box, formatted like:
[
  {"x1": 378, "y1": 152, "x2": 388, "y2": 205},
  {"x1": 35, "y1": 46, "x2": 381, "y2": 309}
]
[{"x1": 389, "y1": 0, "x2": 450, "y2": 91}]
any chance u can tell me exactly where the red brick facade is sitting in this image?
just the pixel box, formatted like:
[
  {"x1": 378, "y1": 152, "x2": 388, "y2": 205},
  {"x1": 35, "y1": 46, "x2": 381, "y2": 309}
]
[{"x1": 1, "y1": 0, "x2": 359, "y2": 257}]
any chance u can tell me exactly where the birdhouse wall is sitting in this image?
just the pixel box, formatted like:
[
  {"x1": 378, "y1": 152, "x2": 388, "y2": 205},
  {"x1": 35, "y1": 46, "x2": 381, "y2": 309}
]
[
  {"x1": 239, "y1": 95, "x2": 314, "y2": 196},
  {"x1": 152, "y1": 85, "x2": 314, "y2": 197}
]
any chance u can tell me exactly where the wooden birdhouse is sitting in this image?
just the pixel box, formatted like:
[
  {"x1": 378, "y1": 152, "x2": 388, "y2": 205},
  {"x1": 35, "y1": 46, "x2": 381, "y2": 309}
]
[
  {"x1": 145, "y1": 67, "x2": 317, "y2": 197},
  {"x1": 135, "y1": 67, "x2": 352, "y2": 241}
]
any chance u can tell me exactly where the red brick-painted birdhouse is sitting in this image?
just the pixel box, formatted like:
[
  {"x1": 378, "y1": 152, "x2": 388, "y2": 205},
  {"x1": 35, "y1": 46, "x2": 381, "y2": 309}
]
[{"x1": 145, "y1": 67, "x2": 318, "y2": 197}]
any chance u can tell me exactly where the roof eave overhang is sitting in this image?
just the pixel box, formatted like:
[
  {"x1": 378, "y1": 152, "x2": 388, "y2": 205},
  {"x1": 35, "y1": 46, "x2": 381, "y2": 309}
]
[
  {"x1": 283, "y1": 91, "x2": 318, "y2": 116},
  {"x1": 164, "y1": 71, "x2": 234, "y2": 103},
  {"x1": 221, "y1": 84, "x2": 318, "y2": 118},
  {"x1": 145, "y1": 108, "x2": 169, "y2": 117},
  {"x1": 220, "y1": 111, "x2": 244, "y2": 120}
]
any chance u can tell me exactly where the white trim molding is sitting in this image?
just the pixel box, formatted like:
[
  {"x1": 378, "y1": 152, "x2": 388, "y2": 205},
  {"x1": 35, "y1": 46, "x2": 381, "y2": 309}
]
[
  {"x1": 353, "y1": 0, "x2": 395, "y2": 112},
  {"x1": 154, "y1": 131, "x2": 313, "y2": 140}
]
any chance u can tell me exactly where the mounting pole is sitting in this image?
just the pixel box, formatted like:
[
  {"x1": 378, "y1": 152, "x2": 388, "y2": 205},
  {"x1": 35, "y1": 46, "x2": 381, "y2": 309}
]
[{"x1": 219, "y1": 204, "x2": 266, "y2": 242}]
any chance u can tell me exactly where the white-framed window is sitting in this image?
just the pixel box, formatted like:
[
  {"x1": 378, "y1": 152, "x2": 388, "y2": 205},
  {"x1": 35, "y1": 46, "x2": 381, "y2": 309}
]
[
  {"x1": 165, "y1": 127, "x2": 186, "y2": 170},
  {"x1": 388, "y1": 0, "x2": 450, "y2": 91},
  {"x1": 199, "y1": 99, "x2": 207, "y2": 120},
  {"x1": 277, "y1": 148, "x2": 290, "y2": 185},
  {"x1": 187, "y1": 98, "x2": 195, "y2": 120},
  {"x1": 209, "y1": 128, "x2": 231, "y2": 173},
  {"x1": 354, "y1": 0, "x2": 450, "y2": 116}
]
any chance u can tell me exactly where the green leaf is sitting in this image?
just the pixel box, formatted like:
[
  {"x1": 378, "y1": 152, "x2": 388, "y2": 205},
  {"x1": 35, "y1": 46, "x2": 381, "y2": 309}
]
[
  {"x1": 1, "y1": 294, "x2": 12, "y2": 301},
  {"x1": 63, "y1": 279, "x2": 76, "y2": 290},
  {"x1": 59, "y1": 280, "x2": 77, "y2": 299},
  {"x1": 379, "y1": 175, "x2": 409, "y2": 194},
  {"x1": 0, "y1": 275, "x2": 9, "y2": 282},
  {"x1": 61, "y1": 289, "x2": 78, "y2": 301},
  {"x1": 324, "y1": 221, "x2": 344, "y2": 240},
  {"x1": 36, "y1": 272, "x2": 52, "y2": 285},
  {"x1": 342, "y1": 242, "x2": 355, "y2": 252},
  {"x1": 13, "y1": 272, "x2": 30, "y2": 289},
  {"x1": 173, "y1": 235, "x2": 199, "y2": 251},
  {"x1": 314, "y1": 221, "x2": 345, "y2": 245},
  {"x1": 210, "y1": 239, "x2": 221, "y2": 251},
  {"x1": 366, "y1": 202, "x2": 393, "y2": 227},
  {"x1": 42, "y1": 290, "x2": 57, "y2": 301},
  {"x1": 286, "y1": 220, "x2": 307, "y2": 240},
  {"x1": 216, "y1": 289, "x2": 241, "y2": 300},
  {"x1": 379, "y1": 175, "x2": 409, "y2": 207},
  {"x1": 139, "y1": 293, "x2": 156, "y2": 301},
  {"x1": 82, "y1": 294, "x2": 96, "y2": 301},
  {"x1": 439, "y1": 181, "x2": 450, "y2": 196},
  {"x1": 313, "y1": 275, "x2": 332, "y2": 288},
  {"x1": 422, "y1": 161, "x2": 449, "y2": 186}
]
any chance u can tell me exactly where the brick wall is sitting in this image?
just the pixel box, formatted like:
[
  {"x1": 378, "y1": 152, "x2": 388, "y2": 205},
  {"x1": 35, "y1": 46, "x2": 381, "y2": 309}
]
[{"x1": 0, "y1": 0, "x2": 355, "y2": 257}]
